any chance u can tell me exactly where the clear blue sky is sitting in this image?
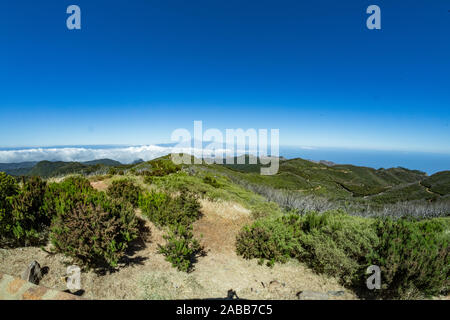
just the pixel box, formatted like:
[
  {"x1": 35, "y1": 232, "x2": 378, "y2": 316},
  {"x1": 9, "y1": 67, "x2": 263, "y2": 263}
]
[{"x1": 0, "y1": 0, "x2": 449, "y2": 152}]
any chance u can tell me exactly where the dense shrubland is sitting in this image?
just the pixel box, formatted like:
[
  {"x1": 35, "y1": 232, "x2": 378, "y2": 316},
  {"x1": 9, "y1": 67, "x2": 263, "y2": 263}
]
[
  {"x1": 1, "y1": 155, "x2": 449, "y2": 297},
  {"x1": 236, "y1": 209, "x2": 449, "y2": 299},
  {"x1": 0, "y1": 174, "x2": 139, "y2": 270}
]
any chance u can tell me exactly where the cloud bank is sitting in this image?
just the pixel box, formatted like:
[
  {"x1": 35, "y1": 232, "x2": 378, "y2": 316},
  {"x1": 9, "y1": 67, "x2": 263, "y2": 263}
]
[
  {"x1": 0, "y1": 145, "x2": 248, "y2": 164},
  {"x1": 0, "y1": 145, "x2": 178, "y2": 164}
]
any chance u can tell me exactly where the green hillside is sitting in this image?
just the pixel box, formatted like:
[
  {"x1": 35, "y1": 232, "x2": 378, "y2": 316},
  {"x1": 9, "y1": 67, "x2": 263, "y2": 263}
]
[
  {"x1": 27, "y1": 159, "x2": 120, "y2": 177},
  {"x1": 198, "y1": 157, "x2": 429, "y2": 201},
  {"x1": 421, "y1": 171, "x2": 450, "y2": 196}
]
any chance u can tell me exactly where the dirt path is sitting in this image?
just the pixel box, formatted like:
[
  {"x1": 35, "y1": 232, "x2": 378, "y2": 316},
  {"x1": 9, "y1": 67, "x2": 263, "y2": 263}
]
[{"x1": 0, "y1": 200, "x2": 356, "y2": 300}]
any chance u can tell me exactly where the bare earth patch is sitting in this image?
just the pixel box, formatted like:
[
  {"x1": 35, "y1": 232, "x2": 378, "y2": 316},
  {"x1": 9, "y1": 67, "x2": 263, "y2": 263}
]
[{"x1": 0, "y1": 199, "x2": 356, "y2": 300}]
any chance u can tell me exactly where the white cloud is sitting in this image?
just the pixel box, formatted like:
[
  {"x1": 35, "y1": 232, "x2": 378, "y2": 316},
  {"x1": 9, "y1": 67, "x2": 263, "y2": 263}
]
[
  {"x1": 0, "y1": 144, "x2": 253, "y2": 164},
  {"x1": 0, "y1": 145, "x2": 173, "y2": 164}
]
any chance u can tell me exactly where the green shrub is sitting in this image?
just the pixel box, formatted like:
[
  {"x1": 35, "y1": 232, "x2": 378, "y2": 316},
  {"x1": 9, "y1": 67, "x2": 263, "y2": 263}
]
[
  {"x1": 140, "y1": 160, "x2": 181, "y2": 179},
  {"x1": 158, "y1": 223, "x2": 203, "y2": 272},
  {"x1": 50, "y1": 192, "x2": 139, "y2": 269},
  {"x1": 203, "y1": 175, "x2": 220, "y2": 188},
  {"x1": 0, "y1": 173, "x2": 18, "y2": 239},
  {"x1": 236, "y1": 210, "x2": 378, "y2": 285},
  {"x1": 107, "y1": 179, "x2": 142, "y2": 207},
  {"x1": 139, "y1": 190, "x2": 201, "y2": 228},
  {"x1": 236, "y1": 214, "x2": 302, "y2": 264},
  {"x1": 297, "y1": 212, "x2": 378, "y2": 285},
  {"x1": 250, "y1": 202, "x2": 282, "y2": 219},
  {"x1": 366, "y1": 217, "x2": 450, "y2": 299},
  {"x1": 42, "y1": 176, "x2": 94, "y2": 217},
  {"x1": 0, "y1": 172, "x2": 18, "y2": 206},
  {"x1": 0, "y1": 176, "x2": 49, "y2": 246}
]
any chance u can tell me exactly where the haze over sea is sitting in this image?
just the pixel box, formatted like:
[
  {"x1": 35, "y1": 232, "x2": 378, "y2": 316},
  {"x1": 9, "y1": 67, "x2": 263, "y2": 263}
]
[{"x1": 0, "y1": 145, "x2": 448, "y2": 175}]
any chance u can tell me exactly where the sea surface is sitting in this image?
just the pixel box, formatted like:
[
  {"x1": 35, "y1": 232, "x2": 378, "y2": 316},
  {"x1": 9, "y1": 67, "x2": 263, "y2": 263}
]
[{"x1": 280, "y1": 147, "x2": 450, "y2": 175}]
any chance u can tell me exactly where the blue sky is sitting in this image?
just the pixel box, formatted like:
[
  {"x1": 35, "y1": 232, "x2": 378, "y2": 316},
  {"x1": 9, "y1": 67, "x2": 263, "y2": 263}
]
[{"x1": 0, "y1": 0, "x2": 449, "y2": 153}]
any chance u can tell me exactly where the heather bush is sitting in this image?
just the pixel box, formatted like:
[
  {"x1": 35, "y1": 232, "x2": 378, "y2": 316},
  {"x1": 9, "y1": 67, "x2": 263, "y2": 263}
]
[
  {"x1": 139, "y1": 190, "x2": 201, "y2": 228},
  {"x1": 296, "y1": 211, "x2": 377, "y2": 285},
  {"x1": 50, "y1": 192, "x2": 139, "y2": 269},
  {"x1": 107, "y1": 179, "x2": 142, "y2": 207},
  {"x1": 366, "y1": 217, "x2": 450, "y2": 299},
  {"x1": 236, "y1": 210, "x2": 376, "y2": 283},
  {"x1": 158, "y1": 223, "x2": 203, "y2": 272},
  {"x1": 0, "y1": 176, "x2": 49, "y2": 246},
  {"x1": 236, "y1": 214, "x2": 302, "y2": 264},
  {"x1": 236, "y1": 209, "x2": 450, "y2": 298},
  {"x1": 42, "y1": 175, "x2": 94, "y2": 217},
  {"x1": 203, "y1": 175, "x2": 220, "y2": 188}
]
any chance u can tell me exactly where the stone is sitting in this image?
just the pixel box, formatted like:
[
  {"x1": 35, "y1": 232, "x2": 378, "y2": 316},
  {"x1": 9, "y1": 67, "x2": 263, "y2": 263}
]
[
  {"x1": 328, "y1": 290, "x2": 345, "y2": 297},
  {"x1": 21, "y1": 261, "x2": 43, "y2": 285},
  {"x1": 297, "y1": 290, "x2": 329, "y2": 300}
]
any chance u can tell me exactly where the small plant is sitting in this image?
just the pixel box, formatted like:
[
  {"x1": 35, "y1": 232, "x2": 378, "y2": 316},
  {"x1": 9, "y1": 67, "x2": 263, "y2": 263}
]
[
  {"x1": 158, "y1": 223, "x2": 203, "y2": 272},
  {"x1": 203, "y1": 175, "x2": 220, "y2": 188},
  {"x1": 107, "y1": 179, "x2": 142, "y2": 207},
  {"x1": 50, "y1": 193, "x2": 139, "y2": 269}
]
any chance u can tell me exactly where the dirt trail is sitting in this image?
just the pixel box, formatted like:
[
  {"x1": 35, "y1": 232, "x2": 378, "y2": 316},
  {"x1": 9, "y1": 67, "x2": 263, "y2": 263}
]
[{"x1": 0, "y1": 199, "x2": 356, "y2": 300}]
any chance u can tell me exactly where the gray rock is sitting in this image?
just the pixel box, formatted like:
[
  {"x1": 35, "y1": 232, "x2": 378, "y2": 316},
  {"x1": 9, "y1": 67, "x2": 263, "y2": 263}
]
[
  {"x1": 297, "y1": 290, "x2": 329, "y2": 300},
  {"x1": 21, "y1": 260, "x2": 43, "y2": 285},
  {"x1": 328, "y1": 290, "x2": 345, "y2": 297}
]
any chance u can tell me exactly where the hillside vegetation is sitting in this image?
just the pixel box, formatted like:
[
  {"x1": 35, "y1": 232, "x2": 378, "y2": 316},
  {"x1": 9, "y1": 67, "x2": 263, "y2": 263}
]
[{"x1": 0, "y1": 155, "x2": 449, "y2": 299}]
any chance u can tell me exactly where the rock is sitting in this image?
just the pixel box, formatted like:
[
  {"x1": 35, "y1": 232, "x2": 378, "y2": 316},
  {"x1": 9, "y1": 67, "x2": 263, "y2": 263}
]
[
  {"x1": 21, "y1": 260, "x2": 43, "y2": 285},
  {"x1": 226, "y1": 289, "x2": 239, "y2": 300},
  {"x1": 297, "y1": 290, "x2": 329, "y2": 300},
  {"x1": 328, "y1": 290, "x2": 345, "y2": 297}
]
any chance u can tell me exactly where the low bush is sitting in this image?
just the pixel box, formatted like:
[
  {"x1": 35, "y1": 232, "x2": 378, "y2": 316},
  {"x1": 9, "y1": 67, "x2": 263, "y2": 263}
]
[
  {"x1": 42, "y1": 175, "x2": 94, "y2": 217},
  {"x1": 158, "y1": 223, "x2": 203, "y2": 272},
  {"x1": 236, "y1": 209, "x2": 450, "y2": 299},
  {"x1": 236, "y1": 214, "x2": 302, "y2": 264},
  {"x1": 0, "y1": 175, "x2": 49, "y2": 246},
  {"x1": 140, "y1": 160, "x2": 181, "y2": 179},
  {"x1": 236, "y1": 210, "x2": 376, "y2": 282},
  {"x1": 139, "y1": 190, "x2": 201, "y2": 228},
  {"x1": 366, "y1": 217, "x2": 449, "y2": 299},
  {"x1": 50, "y1": 192, "x2": 139, "y2": 269},
  {"x1": 107, "y1": 179, "x2": 142, "y2": 207},
  {"x1": 203, "y1": 175, "x2": 220, "y2": 188}
]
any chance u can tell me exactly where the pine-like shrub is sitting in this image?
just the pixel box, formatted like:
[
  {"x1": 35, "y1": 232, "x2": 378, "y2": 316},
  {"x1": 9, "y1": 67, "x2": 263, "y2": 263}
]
[
  {"x1": 41, "y1": 175, "x2": 94, "y2": 217},
  {"x1": 107, "y1": 179, "x2": 142, "y2": 207},
  {"x1": 139, "y1": 190, "x2": 201, "y2": 228},
  {"x1": 203, "y1": 175, "x2": 220, "y2": 188},
  {"x1": 366, "y1": 217, "x2": 450, "y2": 299},
  {"x1": 50, "y1": 192, "x2": 139, "y2": 269},
  {"x1": 0, "y1": 176, "x2": 49, "y2": 246},
  {"x1": 158, "y1": 223, "x2": 203, "y2": 272},
  {"x1": 236, "y1": 210, "x2": 378, "y2": 285}
]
